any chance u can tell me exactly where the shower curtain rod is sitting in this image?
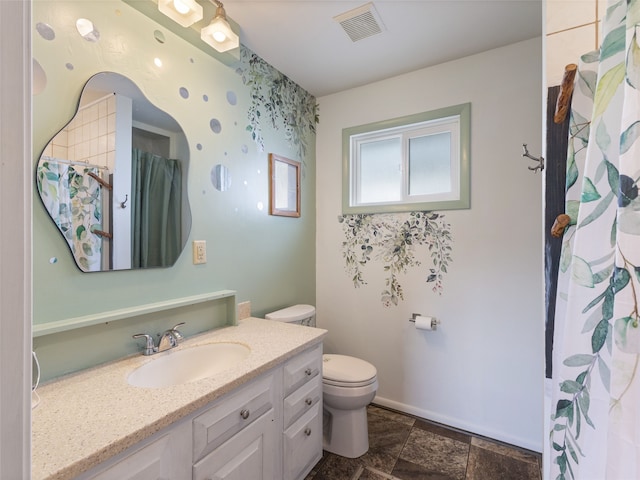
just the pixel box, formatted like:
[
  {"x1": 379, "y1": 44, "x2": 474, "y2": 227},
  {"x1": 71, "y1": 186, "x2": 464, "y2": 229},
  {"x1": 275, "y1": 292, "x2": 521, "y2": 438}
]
[{"x1": 41, "y1": 155, "x2": 109, "y2": 171}]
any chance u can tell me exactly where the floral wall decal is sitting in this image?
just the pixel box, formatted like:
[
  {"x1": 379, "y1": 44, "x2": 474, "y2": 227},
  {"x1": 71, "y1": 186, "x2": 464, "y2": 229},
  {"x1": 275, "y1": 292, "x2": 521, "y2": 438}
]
[
  {"x1": 338, "y1": 211, "x2": 453, "y2": 306},
  {"x1": 237, "y1": 46, "x2": 318, "y2": 164}
]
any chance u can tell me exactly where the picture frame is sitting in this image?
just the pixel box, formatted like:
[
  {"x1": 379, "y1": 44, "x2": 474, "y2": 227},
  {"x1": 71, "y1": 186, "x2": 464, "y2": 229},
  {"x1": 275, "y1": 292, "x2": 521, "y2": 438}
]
[{"x1": 269, "y1": 153, "x2": 301, "y2": 217}]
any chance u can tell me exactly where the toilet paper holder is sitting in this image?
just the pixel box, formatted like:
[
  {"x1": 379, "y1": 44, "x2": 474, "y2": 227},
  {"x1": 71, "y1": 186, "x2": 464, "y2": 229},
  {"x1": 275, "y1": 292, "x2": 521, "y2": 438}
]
[{"x1": 409, "y1": 313, "x2": 440, "y2": 330}]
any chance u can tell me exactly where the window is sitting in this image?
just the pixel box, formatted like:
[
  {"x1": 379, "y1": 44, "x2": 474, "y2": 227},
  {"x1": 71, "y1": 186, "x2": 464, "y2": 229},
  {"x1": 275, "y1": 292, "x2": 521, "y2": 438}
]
[{"x1": 343, "y1": 103, "x2": 470, "y2": 214}]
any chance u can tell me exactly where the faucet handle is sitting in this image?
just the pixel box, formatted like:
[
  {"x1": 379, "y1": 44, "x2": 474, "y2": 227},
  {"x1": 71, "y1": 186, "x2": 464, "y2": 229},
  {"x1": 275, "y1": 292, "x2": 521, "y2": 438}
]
[
  {"x1": 132, "y1": 333, "x2": 156, "y2": 355},
  {"x1": 170, "y1": 322, "x2": 186, "y2": 344}
]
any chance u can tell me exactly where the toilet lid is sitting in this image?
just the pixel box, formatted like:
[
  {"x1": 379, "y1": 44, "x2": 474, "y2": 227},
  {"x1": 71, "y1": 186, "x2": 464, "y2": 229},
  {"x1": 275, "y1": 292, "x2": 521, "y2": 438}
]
[{"x1": 322, "y1": 354, "x2": 377, "y2": 385}]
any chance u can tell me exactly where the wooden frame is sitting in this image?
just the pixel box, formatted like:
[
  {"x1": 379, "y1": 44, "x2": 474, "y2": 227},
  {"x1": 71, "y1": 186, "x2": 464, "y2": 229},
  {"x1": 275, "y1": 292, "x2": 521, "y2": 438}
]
[{"x1": 269, "y1": 153, "x2": 301, "y2": 217}]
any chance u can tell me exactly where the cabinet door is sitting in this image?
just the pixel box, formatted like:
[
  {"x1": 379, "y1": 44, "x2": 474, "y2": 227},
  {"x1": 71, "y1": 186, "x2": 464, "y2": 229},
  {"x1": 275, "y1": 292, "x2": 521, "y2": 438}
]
[
  {"x1": 283, "y1": 404, "x2": 322, "y2": 480},
  {"x1": 81, "y1": 421, "x2": 191, "y2": 480},
  {"x1": 193, "y1": 408, "x2": 278, "y2": 480}
]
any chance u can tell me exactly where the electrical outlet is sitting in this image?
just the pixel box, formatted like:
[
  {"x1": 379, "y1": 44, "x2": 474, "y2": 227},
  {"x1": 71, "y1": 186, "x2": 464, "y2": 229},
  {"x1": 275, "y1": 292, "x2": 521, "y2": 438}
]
[{"x1": 193, "y1": 240, "x2": 207, "y2": 264}]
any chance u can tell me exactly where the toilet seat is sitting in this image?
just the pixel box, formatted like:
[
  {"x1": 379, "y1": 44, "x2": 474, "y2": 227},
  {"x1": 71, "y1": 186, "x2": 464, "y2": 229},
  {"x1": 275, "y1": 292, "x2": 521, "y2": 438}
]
[{"x1": 322, "y1": 354, "x2": 377, "y2": 387}]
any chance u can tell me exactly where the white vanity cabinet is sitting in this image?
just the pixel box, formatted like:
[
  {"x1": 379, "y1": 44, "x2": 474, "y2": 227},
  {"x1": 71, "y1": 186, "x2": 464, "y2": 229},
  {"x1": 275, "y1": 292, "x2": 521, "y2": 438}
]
[
  {"x1": 192, "y1": 371, "x2": 282, "y2": 480},
  {"x1": 282, "y1": 343, "x2": 323, "y2": 480},
  {"x1": 75, "y1": 343, "x2": 322, "y2": 480},
  {"x1": 76, "y1": 421, "x2": 192, "y2": 480}
]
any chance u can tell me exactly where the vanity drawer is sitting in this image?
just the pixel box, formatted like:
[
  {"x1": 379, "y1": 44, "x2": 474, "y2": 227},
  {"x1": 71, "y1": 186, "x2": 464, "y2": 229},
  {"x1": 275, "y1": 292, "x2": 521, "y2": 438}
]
[
  {"x1": 283, "y1": 403, "x2": 322, "y2": 480},
  {"x1": 283, "y1": 374, "x2": 321, "y2": 429},
  {"x1": 283, "y1": 343, "x2": 322, "y2": 397},
  {"x1": 193, "y1": 372, "x2": 277, "y2": 463}
]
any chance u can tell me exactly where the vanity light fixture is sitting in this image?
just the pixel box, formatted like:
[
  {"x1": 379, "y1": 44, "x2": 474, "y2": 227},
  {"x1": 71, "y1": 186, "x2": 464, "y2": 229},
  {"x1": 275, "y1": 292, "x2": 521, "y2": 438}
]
[
  {"x1": 158, "y1": 0, "x2": 203, "y2": 27},
  {"x1": 201, "y1": 0, "x2": 239, "y2": 52}
]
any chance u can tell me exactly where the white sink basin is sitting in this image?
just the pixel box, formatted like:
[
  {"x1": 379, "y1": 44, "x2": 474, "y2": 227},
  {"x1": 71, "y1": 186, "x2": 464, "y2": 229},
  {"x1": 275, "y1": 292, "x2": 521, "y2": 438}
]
[{"x1": 127, "y1": 342, "x2": 251, "y2": 388}]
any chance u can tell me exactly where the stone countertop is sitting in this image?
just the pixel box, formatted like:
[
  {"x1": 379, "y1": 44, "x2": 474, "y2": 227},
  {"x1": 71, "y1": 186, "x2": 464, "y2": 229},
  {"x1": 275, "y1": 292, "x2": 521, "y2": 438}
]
[{"x1": 32, "y1": 318, "x2": 327, "y2": 480}]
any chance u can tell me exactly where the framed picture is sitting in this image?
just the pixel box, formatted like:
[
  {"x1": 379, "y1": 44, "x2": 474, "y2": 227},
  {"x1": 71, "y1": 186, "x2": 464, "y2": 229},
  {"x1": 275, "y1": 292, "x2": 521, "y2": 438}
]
[{"x1": 269, "y1": 153, "x2": 301, "y2": 217}]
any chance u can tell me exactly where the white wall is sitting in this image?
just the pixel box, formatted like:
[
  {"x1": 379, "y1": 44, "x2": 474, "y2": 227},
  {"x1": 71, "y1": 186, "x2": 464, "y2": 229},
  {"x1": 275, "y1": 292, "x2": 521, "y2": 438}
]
[{"x1": 316, "y1": 37, "x2": 544, "y2": 451}]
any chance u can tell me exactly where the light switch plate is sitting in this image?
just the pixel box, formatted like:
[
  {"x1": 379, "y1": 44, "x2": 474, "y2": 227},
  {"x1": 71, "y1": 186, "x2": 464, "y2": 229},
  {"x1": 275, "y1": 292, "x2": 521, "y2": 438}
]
[{"x1": 193, "y1": 240, "x2": 206, "y2": 264}]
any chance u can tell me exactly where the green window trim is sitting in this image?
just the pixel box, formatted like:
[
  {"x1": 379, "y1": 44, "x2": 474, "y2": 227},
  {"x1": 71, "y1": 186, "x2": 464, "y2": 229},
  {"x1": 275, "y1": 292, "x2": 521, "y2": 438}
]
[{"x1": 342, "y1": 103, "x2": 471, "y2": 214}]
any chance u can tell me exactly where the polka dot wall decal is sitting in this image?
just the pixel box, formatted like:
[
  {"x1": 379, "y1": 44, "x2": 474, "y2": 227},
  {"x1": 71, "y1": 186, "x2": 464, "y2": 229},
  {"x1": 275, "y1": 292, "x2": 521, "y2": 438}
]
[
  {"x1": 196, "y1": 144, "x2": 203, "y2": 150},
  {"x1": 209, "y1": 119, "x2": 222, "y2": 134},
  {"x1": 226, "y1": 91, "x2": 237, "y2": 105},
  {"x1": 76, "y1": 18, "x2": 100, "y2": 42},
  {"x1": 36, "y1": 22, "x2": 56, "y2": 41},
  {"x1": 33, "y1": 60, "x2": 47, "y2": 95},
  {"x1": 65, "y1": 63, "x2": 74, "y2": 70},
  {"x1": 203, "y1": 94, "x2": 208, "y2": 102},
  {"x1": 179, "y1": 87, "x2": 189, "y2": 99}
]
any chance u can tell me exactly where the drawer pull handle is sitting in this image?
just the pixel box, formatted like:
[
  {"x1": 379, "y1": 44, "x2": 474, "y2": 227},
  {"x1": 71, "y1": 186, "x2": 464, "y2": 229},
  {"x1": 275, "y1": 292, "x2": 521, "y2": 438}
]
[
  {"x1": 305, "y1": 368, "x2": 312, "y2": 376},
  {"x1": 240, "y1": 409, "x2": 250, "y2": 420},
  {"x1": 304, "y1": 427, "x2": 312, "y2": 436},
  {"x1": 305, "y1": 398, "x2": 313, "y2": 406}
]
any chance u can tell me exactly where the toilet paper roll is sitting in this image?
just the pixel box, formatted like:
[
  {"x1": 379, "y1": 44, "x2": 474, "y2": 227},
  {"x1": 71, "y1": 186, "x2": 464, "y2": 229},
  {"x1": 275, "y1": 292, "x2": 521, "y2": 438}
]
[{"x1": 414, "y1": 315, "x2": 436, "y2": 331}]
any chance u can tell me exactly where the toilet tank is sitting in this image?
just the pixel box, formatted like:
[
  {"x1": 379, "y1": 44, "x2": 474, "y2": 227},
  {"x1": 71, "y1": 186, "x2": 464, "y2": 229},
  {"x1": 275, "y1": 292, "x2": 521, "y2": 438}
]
[{"x1": 265, "y1": 304, "x2": 316, "y2": 327}]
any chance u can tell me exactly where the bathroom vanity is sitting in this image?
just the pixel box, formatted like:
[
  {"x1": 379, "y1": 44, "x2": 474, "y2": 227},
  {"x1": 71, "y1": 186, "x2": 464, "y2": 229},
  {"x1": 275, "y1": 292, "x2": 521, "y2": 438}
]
[{"x1": 32, "y1": 318, "x2": 326, "y2": 480}]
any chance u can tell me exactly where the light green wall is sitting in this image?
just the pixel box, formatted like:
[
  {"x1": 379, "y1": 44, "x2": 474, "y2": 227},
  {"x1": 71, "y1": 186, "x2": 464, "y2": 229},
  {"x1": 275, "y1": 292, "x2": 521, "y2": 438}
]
[{"x1": 32, "y1": 0, "x2": 316, "y2": 381}]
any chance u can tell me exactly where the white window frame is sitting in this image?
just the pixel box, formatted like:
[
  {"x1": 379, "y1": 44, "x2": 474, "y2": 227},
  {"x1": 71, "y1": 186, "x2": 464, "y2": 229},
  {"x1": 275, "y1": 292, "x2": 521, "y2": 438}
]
[{"x1": 343, "y1": 103, "x2": 470, "y2": 214}]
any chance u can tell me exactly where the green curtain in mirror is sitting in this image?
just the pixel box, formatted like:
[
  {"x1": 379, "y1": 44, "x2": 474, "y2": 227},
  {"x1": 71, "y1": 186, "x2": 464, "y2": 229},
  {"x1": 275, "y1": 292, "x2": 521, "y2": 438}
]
[{"x1": 131, "y1": 149, "x2": 182, "y2": 268}]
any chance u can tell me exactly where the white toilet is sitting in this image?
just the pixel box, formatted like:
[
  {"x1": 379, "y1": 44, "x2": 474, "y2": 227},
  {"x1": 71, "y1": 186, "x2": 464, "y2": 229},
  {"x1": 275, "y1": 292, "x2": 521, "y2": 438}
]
[{"x1": 265, "y1": 304, "x2": 378, "y2": 458}]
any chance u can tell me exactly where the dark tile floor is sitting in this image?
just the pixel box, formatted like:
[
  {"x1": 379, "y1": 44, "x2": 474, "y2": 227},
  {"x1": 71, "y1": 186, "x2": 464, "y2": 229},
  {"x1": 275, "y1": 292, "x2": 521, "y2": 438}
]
[{"x1": 306, "y1": 405, "x2": 542, "y2": 480}]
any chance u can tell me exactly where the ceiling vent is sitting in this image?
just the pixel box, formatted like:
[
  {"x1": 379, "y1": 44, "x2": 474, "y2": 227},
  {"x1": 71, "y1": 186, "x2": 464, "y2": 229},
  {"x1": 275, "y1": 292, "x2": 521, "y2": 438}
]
[{"x1": 334, "y1": 2, "x2": 385, "y2": 43}]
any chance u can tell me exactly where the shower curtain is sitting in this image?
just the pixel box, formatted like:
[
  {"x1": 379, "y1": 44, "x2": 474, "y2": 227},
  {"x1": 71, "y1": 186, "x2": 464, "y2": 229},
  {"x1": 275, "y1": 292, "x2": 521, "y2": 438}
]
[
  {"x1": 131, "y1": 149, "x2": 182, "y2": 268},
  {"x1": 549, "y1": 1, "x2": 640, "y2": 478},
  {"x1": 36, "y1": 160, "x2": 103, "y2": 272}
]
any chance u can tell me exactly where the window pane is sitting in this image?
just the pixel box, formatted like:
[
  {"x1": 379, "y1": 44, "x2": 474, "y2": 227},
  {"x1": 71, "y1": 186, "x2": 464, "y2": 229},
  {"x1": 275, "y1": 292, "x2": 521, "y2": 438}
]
[
  {"x1": 358, "y1": 137, "x2": 402, "y2": 203},
  {"x1": 409, "y1": 132, "x2": 451, "y2": 196}
]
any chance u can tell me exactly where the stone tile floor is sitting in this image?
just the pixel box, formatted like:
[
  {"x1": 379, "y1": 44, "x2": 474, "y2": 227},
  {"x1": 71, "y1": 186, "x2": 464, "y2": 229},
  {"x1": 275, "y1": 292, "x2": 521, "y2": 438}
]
[{"x1": 306, "y1": 405, "x2": 542, "y2": 480}]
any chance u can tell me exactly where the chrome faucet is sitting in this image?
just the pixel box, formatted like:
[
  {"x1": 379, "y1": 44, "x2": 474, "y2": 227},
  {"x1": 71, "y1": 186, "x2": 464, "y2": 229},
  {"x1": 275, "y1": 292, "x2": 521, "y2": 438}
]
[{"x1": 133, "y1": 322, "x2": 186, "y2": 355}]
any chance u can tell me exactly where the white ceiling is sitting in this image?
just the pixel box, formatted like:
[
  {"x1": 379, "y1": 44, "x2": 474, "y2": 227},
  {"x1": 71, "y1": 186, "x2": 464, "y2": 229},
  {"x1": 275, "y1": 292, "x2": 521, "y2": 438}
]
[{"x1": 224, "y1": 0, "x2": 543, "y2": 98}]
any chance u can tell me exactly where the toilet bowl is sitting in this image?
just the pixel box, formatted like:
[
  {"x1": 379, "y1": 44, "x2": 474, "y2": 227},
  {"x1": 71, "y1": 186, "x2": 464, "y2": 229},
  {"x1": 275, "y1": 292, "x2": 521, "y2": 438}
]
[
  {"x1": 322, "y1": 354, "x2": 378, "y2": 458},
  {"x1": 265, "y1": 305, "x2": 379, "y2": 458}
]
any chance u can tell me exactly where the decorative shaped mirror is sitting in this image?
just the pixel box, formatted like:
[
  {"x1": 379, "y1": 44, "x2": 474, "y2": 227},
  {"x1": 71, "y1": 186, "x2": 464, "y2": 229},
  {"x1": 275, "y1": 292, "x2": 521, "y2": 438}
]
[{"x1": 36, "y1": 72, "x2": 192, "y2": 272}]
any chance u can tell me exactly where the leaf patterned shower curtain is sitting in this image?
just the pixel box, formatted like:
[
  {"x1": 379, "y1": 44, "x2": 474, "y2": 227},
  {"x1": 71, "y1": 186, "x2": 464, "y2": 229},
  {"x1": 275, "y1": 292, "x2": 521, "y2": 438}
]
[
  {"x1": 36, "y1": 160, "x2": 103, "y2": 272},
  {"x1": 549, "y1": 1, "x2": 640, "y2": 478}
]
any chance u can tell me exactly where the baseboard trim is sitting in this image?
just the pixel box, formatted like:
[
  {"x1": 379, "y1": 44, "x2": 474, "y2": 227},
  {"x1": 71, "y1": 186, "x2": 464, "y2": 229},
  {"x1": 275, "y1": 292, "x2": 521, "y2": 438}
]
[{"x1": 372, "y1": 395, "x2": 542, "y2": 453}]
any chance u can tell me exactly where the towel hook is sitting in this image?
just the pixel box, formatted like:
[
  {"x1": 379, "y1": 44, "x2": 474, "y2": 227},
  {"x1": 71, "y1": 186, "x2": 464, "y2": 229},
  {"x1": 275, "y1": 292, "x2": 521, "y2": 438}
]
[
  {"x1": 120, "y1": 194, "x2": 128, "y2": 209},
  {"x1": 522, "y1": 144, "x2": 544, "y2": 173}
]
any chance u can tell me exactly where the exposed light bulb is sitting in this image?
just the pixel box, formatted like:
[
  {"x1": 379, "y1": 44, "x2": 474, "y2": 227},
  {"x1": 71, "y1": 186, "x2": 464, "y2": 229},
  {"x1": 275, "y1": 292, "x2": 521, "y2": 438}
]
[
  {"x1": 173, "y1": 0, "x2": 190, "y2": 14},
  {"x1": 212, "y1": 31, "x2": 227, "y2": 43}
]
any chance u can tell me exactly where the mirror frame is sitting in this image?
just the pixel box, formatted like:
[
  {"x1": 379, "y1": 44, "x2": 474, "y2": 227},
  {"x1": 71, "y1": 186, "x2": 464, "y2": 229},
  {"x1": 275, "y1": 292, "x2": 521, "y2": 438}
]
[
  {"x1": 342, "y1": 103, "x2": 471, "y2": 214},
  {"x1": 268, "y1": 153, "x2": 301, "y2": 218}
]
